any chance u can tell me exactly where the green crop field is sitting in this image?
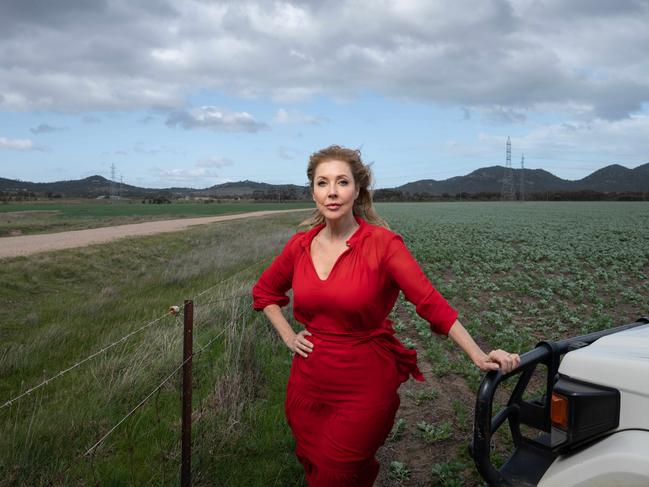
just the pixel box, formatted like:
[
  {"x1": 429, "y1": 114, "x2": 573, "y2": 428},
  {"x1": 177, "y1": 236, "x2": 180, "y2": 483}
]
[
  {"x1": 377, "y1": 201, "x2": 649, "y2": 485},
  {"x1": 0, "y1": 200, "x2": 312, "y2": 237},
  {"x1": 1, "y1": 202, "x2": 647, "y2": 486}
]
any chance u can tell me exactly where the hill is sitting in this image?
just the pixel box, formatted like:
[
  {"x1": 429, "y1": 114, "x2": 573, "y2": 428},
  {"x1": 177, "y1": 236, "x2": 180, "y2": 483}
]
[
  {"x1": 396, "y1": 162, "x2": 649, "y2": 195},
  {"x1": 2, "y1": 162, "x2": 648, "y2": 199}
]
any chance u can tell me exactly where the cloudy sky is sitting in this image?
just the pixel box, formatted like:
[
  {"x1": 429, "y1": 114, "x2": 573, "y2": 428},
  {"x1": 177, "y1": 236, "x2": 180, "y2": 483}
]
[{"x1": 1, "y1": 0, "x2": 648, "y2": 189}]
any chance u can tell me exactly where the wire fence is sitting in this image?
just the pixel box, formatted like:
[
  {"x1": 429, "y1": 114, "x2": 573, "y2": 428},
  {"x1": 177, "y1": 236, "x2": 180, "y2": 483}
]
[
  {"x1": 1, "y1": 312, "x2": 175, "y2": 410},
  {"x1": 0, "y1": 255, "x2": 274, "y2": 485},
  {"x1": 1, "y1": 256, "x2": 269, "y2": 411},
  {"x1": 85, "y1": 319, "x2": 234, "y2": 457}
]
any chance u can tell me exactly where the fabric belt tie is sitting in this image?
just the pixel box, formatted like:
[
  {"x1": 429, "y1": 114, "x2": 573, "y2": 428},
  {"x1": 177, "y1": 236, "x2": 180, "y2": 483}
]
[{"x1": 306, "y1": 321, "x2": 425, "y2": 383}]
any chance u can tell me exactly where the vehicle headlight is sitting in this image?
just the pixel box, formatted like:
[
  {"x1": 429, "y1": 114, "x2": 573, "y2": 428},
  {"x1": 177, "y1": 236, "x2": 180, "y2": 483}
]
[{"x1": 550, "y1": 375, "x2": 620, "y2": 454}]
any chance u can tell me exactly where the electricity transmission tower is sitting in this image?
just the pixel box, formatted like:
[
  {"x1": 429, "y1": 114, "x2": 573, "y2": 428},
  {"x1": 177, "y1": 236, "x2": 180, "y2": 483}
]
[
  {"x1": 501, "y1": 137, "x2": 515, "y2": 201},
  {"x1": 110, "y1": 163, "x2": 117, "y2": 200},
  {"x1": 520, "y1": 154, "x2": 525, "y2": 202}
]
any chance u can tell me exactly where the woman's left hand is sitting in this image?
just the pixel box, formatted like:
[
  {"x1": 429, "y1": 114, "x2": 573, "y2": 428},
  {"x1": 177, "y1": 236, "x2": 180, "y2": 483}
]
[{"x1": 475, "y1": 349, "x2": 521, "y2": 374}]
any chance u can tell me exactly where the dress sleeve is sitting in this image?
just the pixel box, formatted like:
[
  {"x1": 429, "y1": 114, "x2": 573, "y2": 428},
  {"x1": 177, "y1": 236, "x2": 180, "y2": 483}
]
[
  {"x1": 384, "y1": 234, "x2": 458, "y2": 335},
  {"x1": 252, "y1": 232, "x2": 303, "y2": 311}
]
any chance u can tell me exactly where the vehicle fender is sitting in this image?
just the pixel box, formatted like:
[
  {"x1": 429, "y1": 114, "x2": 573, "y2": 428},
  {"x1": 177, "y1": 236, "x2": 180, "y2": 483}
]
[{"x1": 538, "y1": 430, "x2": 649, "y2": 487}]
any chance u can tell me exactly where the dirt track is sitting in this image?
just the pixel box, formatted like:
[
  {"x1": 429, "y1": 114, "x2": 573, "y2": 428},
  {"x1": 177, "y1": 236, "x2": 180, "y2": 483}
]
[{"x1": 0, "y1": 209, "x2": 310, "y2": 259}]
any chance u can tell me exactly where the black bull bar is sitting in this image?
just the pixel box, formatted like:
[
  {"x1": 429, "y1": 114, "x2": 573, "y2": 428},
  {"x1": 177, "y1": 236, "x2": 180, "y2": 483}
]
[{"x1": 470, "y1": 315, "x2": 649, "y2": 487}]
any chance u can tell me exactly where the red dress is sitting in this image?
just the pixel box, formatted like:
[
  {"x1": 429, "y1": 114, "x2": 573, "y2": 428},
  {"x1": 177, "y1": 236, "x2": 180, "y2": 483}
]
[{"x1": 252, "y1": 215, "x2": 458, "y2": 486}]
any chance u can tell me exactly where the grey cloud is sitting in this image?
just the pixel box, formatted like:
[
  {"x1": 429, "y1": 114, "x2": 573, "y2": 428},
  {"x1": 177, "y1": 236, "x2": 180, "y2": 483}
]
[
  {"x1": 0, "y1": 0, "x2": 648, "y2": 120},
  {"x1": 30, "y1": 123, "x2": 67, "y2": 134},
  {"x1": 166, "y1": 106, "x2": 268, "y2": 132},
  {"x1": 589, "y1": 81, "x2": 649, "y2": 120},
  {"x1": 0, "y1": 0, "x2": 176, "y2": 36},
  {"x1": 532, "y1": 0, "x2": 648, "y2": 19},
  {"x1": 0, "y1": 0, "x2": 109, "y2": 36},
  {"x1": 483, "y1": 107, "x2": 527, "y2": 124}
]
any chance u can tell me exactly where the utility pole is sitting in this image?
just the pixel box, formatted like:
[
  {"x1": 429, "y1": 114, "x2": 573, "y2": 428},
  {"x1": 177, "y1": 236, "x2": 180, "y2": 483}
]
[
  {"x1": 500, "y1": 137, "x2": 515, "y2": 201},
  {"x1": 110, "y1": 163, "x2": 117, "y2": 201},
  {"x1": 520, "y1": 154, "x2": 525, "y2": 202}
]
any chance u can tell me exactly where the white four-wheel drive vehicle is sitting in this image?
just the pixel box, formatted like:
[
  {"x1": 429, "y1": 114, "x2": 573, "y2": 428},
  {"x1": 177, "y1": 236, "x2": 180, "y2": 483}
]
[{"x1": 471, "y1": 316, "x2": 649, "y2": 486}]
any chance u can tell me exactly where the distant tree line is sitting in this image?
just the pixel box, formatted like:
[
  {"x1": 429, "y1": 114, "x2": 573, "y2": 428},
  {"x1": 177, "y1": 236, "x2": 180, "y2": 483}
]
[
  {"x1": 2, "y1": 188, "x2": 646, "y2": 203},
  {"x1": 252, "y1": 188, "x2": 308, "y2": 201},
  {"x1": 531, "y1": 190, "x2": 648, "y2": 201},
  {"x1": 0, "y1": 190, "x2": 40, "y2": 202},
  {"x1": 372, "y1": 189, "x2": 649, "y2": 202},
  {"x1": 142, "y1": 196, "x2": 172, "y2": 204}
]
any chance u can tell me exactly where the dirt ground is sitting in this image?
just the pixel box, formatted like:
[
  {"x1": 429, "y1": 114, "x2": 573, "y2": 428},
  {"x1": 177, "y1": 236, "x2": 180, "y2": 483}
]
[
  {"x1": 0, "y1": 208, "x2": 311, "y2": 259},
  {"x1": 375, "y1": 306, "x2": 484, "y2": 487}
]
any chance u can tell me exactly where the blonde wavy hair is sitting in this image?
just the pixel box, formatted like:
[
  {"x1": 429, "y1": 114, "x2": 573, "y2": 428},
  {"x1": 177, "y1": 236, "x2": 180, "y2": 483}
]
[{"x1": 299, "y1": 145, "x2": 389, "y2": 229}]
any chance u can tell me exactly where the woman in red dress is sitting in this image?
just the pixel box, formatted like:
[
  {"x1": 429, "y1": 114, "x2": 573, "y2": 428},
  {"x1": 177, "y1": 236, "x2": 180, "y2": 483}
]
[{"x1": 252, "y1": 145, "x2": 520, "y2": 486}]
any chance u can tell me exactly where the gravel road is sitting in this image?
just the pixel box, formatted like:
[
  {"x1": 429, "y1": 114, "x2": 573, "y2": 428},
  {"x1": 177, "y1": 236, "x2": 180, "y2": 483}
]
[{"x1": 0, "y1": 209, "x2": 310, "y2": 259}]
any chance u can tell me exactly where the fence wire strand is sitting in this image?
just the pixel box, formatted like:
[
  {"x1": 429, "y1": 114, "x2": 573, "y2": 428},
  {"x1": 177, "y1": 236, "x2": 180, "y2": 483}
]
[
  {"x1": 192, "y1": 255, "x2": 272, "y2": 300},
  {"x1": 23, "y1": 293, "x2": 252, "y2": 484},
  {"x1": 1, "y1": 310, "x2": 179, "y2": 409},
  {"x1": 2, "y1": 256, "x2": 269, "y2": 410},
  {"x1": 84, "y1": 320, "x2": 233, "y2": 457},
  {"x1": 5, "y1": 249, "x2": 269, "y2": 484}
]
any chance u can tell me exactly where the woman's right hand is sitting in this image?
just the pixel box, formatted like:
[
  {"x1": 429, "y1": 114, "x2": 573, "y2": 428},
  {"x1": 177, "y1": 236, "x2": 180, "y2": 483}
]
[{"x1": 288, "y1": 330, "x2": 313, "y2": 358}]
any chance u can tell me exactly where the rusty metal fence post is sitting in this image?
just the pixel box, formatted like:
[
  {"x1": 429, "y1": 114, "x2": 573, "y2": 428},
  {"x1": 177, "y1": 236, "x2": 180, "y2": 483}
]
[{"x1": 181, "y1": 300, "x2": 193, "y2": 487}]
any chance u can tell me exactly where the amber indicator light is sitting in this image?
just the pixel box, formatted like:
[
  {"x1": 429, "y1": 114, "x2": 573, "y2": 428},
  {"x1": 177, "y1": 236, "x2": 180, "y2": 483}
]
[{"x1": 551, "y1": 393, "x2": 569, "y2": 429}]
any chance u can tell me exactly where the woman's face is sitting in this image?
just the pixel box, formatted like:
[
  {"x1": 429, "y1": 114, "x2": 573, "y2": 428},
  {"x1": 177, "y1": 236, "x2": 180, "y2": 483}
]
[{"x1": 312, "y1": 159, "x2": 359, "y2": 221}]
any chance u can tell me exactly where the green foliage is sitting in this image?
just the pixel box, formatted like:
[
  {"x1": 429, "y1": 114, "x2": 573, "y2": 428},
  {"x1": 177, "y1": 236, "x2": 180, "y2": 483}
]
[
  {"x1": 431, "y1": 458, "x2": 468, "y2": 487},
  {"x1": 416, "y1": 420, "x2": 453, "y2": 444},
  {"x1": 401, "y1": 337, "x2": 416, "y2": 349},
  {"x1": 393, "y1": 318, "x2": 407, "y2": 332},
  {"x1": 381, "y1": 202, "x2": 649, "y2": 354},
  {"x1": 388, "y1": 417, "x2": 407, "y2": 442},
  {"x1": 451, "y1": 399, "x2": 469, "y2": 431},
  {"x1": 389, "y1": 460, "x2": 411, "y2": 482},
  {"x1": 405, "y1": 387, "x2": 439, "y2": 406},
  {"x1": 449, "y1": 354, "x2": 482, "y2": 390},
  {"x1": 424, "y1": 339, "x2": 452, "y2": 377}
]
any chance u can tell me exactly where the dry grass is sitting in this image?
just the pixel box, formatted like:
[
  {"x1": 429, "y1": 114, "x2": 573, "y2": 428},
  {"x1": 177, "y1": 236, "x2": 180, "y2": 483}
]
[{"x1": 0, "y1": 211, "x2": 306, "y2": 486}]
